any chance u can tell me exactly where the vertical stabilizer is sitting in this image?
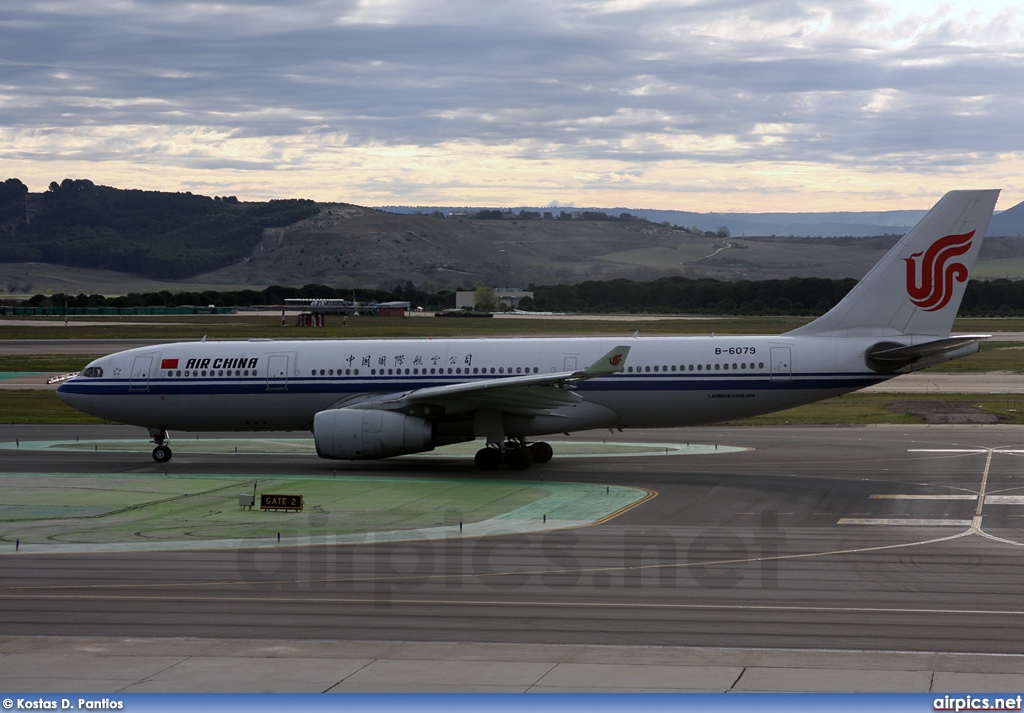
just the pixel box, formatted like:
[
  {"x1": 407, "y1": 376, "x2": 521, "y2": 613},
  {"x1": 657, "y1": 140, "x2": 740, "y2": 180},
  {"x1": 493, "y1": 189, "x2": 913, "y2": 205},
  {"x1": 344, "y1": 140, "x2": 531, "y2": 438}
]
[{"x1": 786, "y1": 190, "x2": 1000, "y2": 338}]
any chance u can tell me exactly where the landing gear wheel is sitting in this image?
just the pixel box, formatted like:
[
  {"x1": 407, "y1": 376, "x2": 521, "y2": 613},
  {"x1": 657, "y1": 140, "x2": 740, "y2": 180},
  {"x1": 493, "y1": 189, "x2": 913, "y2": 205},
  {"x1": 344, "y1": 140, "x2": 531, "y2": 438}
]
[
  {"x1": 528, "y1": 441, "x2": 553, "y2": 464},
  {"x1": 505, "y1": 447, "x2": 534, "y2": 471},
  {"x1": 152, "y1": 445, "x2": 172, "y2": 463},
  {"x1": 475, "y1": 447, "x2": 502, "y2": 470}
]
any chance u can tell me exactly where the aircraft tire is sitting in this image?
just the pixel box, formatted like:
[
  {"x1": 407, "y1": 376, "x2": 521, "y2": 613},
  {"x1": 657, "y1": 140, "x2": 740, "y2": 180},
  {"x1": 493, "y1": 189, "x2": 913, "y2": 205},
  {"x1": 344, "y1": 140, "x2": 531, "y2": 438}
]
[
  {"x1": 152, "y1": 445, "x2": 172, "y2": 463},
  {"x1": 505, "y1": 447, "x2": 533, "y2": 471},
  {"x1": 528, "y1": 441, "x2": 553, "y2": 464},
  {"x1": 474, "y1": 447, "x2": 501, "y2": 470}
]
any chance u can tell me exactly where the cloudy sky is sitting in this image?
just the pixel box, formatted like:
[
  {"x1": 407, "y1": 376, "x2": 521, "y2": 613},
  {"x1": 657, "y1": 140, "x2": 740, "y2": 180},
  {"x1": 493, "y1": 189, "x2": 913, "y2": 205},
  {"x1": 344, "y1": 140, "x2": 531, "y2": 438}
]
[{"x1": 2, "y1": 0, "x2": 1022, "y2": 211}]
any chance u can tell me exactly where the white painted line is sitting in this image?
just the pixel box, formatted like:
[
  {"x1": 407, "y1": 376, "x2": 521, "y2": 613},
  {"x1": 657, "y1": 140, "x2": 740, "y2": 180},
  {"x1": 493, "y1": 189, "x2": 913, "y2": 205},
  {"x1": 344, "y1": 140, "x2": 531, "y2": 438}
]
[
  {"x1": 971, "y1": 449, "x2": 994, "y2": 535},
  {"x1": 869, "y1": 494, "x2": 976, "y2": 500},
  {"x1": 838, "y1": 518, "x2": 972, "y2": 526},
  {"x1": 907, "y1": 449, "x2": 987, "y2": 453},
  {"x1": 984, "y1": 495, "x2": 1024, "y2": 504}
]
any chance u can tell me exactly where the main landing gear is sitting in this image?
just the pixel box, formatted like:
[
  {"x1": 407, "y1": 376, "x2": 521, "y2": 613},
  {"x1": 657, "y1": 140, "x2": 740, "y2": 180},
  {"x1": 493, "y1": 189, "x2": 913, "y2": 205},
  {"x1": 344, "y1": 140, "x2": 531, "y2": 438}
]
[
  {"x1": 149, "y1": 428, "x2": 172, "y2": 463},
  {"x1": 474, "y1": 439, "x2": 553, "y2": 470}
]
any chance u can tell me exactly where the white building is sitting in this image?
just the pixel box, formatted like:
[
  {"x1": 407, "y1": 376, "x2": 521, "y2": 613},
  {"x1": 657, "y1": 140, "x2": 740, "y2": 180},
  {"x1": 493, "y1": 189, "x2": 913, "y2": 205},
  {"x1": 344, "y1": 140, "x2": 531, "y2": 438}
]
[{"x1": 455, "y1": 288, "x2": 533, "y2": 311}]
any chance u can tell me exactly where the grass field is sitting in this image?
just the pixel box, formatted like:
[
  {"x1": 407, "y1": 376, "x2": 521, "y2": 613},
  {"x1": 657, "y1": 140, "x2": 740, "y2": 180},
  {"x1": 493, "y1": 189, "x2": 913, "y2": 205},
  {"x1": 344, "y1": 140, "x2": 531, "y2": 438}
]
[
  {"x1": 1, "y1": 313, "x2": 1021, "y2": 340},
  {"x1": 0, "y1": 313, "x2": 814, "y2": 340},
  {"x1": 725, "y1": 392, "x2": 1024, "y2": 426},
  {"x1": 597, "y1": 242, "x2": 726, "y2": 268},
  {"x1": 3, "y1": 388, "x2": 1023, "y2": 427},
  {"x1": 0, "y1": 473, "x2": 553, "y2": 545}
]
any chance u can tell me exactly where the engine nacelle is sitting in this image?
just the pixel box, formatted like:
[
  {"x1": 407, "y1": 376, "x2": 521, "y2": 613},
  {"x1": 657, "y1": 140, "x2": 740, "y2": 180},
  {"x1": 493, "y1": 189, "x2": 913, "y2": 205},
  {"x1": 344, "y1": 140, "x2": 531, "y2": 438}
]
[{"x1": 313, "y1": 408, "x2": 435, "y2": 460}]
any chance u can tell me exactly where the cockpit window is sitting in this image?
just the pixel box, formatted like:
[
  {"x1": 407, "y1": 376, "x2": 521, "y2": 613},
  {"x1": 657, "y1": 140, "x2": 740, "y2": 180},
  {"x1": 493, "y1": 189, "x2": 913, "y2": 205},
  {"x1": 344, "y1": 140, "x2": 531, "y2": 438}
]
[{"x1": 82, "y1": 367, "x2": 103, "y2": 378}]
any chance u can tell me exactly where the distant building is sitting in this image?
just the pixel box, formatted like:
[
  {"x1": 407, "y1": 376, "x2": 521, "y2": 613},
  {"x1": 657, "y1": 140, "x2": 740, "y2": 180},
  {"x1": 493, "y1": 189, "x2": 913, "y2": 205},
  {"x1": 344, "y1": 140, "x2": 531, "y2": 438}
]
[
  {"x1": 455, "y1": 288, "x2": 533, "y2": 311},
  {"x1": 284, "y1": 298, "x2": 409, "y2": 316}
]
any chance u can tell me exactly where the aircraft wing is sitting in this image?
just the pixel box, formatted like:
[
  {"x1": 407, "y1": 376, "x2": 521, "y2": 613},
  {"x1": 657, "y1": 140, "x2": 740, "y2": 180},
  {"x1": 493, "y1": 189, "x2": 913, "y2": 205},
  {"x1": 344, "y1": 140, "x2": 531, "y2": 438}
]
[{"x1": 349, "y1": 345, "x2": 631, "y2": 415}]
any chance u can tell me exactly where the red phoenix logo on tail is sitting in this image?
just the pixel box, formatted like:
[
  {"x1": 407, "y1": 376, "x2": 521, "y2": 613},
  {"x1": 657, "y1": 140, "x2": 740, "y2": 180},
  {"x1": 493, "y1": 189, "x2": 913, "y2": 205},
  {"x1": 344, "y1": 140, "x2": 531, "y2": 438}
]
[
  {"x1": 609, "y1": 353, "x2": 623, "y2": 366},
  {"x1": 903, "y1": 231, "x2": 975, "y2": 312}
]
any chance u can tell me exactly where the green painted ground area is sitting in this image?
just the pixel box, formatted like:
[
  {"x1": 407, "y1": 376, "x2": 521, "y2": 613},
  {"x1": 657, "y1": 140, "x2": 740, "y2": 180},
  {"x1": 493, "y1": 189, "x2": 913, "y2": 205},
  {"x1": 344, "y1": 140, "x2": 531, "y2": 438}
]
[
  {"x1": 0, "y1": 372, "x2": 40, "y2": 380},
  {"x1": 0, "y1": 437, "x2": 738, "y2": 458},
  {"x1": 0, "y1": 471, "x2": 650, "y2": 553}
]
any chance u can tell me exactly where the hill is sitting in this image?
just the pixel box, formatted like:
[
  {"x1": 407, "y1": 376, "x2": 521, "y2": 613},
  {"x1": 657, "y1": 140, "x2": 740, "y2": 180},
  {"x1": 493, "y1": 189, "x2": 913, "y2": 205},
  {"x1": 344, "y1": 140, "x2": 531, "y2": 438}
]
[
  {"x1": 197, "y1": 206, "x2": 1024, "y2": 289},
  {"x1": 0, "y1": 178, "x2": 318, "y2": 278},
  {"x1": 4, "y1": 178, "x2": 1024, "y2": 293}
]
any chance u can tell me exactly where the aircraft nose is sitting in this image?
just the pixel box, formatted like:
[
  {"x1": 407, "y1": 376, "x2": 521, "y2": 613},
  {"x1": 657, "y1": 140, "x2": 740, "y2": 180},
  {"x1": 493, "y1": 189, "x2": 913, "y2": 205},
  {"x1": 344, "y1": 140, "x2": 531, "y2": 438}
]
[
  {"x1": 55, "y1": 379, "x2": 94, "y2": 414},
  {"x1": 55, "y1": 381, "x2": 78, "y2": 406}
]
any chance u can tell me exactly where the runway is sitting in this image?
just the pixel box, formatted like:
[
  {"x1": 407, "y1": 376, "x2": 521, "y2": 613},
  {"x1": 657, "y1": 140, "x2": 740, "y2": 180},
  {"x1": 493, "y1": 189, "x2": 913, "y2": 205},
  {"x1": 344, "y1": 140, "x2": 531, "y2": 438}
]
[
  {"x1": 2, "y1": 424, "x2": 1024, "y2": 649},
  {"x1": 3, "y1": 424, "x2": 1024, "y2": 690}
]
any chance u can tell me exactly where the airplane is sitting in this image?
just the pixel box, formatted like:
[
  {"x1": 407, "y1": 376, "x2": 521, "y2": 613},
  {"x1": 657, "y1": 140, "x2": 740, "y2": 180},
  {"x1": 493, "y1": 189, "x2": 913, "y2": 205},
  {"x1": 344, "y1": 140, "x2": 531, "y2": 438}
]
[{"x1": 57, "y1": 189, "x2": 1000, "y2": 470}]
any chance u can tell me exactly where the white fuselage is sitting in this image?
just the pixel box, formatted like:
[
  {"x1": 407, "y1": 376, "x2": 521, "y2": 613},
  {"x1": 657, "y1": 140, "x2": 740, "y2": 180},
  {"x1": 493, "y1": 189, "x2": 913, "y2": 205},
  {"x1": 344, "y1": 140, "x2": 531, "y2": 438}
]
[{"x1": 57, "y1": 335, "x2": 891, "y2": 435}]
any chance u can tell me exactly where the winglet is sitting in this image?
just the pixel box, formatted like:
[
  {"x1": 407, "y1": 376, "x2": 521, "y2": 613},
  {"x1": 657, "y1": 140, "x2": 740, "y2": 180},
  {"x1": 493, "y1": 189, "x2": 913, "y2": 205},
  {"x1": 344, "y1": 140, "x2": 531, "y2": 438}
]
[{"x1": 580, "y1": 345, "x2": 631, "y2": 378}]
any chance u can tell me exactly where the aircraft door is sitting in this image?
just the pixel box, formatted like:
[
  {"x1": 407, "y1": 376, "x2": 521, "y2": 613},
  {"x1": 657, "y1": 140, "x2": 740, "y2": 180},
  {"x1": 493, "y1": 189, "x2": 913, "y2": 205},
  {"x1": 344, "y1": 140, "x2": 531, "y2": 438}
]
[
  {"x1": 129, "y1": 356, "x2": 152, "y2": 392},
  {"x1": 564, "y1": 356, "x2": 577, "y2": 371},
  {"x1": 266, "y1": 354, "x2": 289, "y2": 391},
  {"x1": 770, "y1": 347, "x2": 791, "y2": 382}
]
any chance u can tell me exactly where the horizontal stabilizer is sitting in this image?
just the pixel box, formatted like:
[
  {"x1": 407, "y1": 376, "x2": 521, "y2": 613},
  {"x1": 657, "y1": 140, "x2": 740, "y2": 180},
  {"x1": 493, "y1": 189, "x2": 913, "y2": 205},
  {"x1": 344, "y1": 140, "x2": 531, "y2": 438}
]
[{"x1": 866, "y1": 335, "x2": 989, "y2": 372}]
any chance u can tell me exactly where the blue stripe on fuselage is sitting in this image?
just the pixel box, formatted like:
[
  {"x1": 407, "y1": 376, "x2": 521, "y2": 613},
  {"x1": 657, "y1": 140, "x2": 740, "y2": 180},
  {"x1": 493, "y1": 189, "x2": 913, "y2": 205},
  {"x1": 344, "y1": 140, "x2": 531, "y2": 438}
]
[{"x1": 57, "y1": 371, "x2": 888, "y2": 397}]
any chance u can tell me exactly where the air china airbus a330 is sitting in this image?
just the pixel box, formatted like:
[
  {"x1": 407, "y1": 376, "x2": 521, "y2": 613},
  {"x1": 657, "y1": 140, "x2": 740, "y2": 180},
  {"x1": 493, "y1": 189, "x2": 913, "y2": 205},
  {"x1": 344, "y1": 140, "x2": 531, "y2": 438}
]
[{"x1": 58, "y1": 189, "x2": 1000, "y2": 470}]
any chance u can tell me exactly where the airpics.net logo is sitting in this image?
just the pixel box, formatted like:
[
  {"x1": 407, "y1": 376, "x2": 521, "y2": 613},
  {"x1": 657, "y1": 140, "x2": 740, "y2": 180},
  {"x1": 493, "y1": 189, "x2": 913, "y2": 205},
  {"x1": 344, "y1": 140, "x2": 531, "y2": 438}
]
[
  {"x1": 934, "y1": 695, "x2": 1023, "y2": 711},
  {"x1": 903, "y1": 230, "x2": 975, "y2": 312}
]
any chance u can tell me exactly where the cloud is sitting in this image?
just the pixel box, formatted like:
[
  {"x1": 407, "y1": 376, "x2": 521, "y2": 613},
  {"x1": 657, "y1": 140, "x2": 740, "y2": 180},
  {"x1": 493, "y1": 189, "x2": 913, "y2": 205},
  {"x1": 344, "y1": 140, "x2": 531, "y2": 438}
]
[{"x1": 1, "y1": 0, "x2": 1023, "y2": 209}]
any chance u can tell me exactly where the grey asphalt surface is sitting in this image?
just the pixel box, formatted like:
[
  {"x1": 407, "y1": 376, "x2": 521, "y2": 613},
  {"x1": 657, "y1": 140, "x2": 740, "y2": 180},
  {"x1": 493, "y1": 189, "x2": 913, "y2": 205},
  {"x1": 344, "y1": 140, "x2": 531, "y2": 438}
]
[{"x1": 3, "y1": 424, "x2": 1024, "y2": 656}]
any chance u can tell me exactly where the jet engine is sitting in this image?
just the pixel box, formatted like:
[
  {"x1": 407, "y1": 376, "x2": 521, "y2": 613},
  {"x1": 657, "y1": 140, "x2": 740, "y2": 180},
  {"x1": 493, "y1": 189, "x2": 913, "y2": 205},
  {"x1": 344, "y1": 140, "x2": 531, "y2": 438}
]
[{"x1": 313, "y1": 408, "x2": 435, "y2": 460}]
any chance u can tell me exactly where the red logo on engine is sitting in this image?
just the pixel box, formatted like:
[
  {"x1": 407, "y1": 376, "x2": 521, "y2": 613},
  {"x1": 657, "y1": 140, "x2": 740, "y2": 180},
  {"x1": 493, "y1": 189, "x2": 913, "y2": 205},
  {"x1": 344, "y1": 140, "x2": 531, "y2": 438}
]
[
  {"x1": 609, "y1": 353, "x2": 623, "y2": 366},
  {"x1": 903, "y1": 231, "x2": 975, "y2": 312}
]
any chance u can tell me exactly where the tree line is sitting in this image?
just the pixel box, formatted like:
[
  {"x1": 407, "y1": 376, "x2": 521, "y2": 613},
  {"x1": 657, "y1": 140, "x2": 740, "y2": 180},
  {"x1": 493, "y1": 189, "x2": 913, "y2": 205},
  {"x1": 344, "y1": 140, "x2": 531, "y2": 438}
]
[
  {"x1": 0, "y1": 178, "x2": 318, "y2": 279},
  {"x1": 12, "y1": 276, "x2": 1024, "y2": 317}
]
